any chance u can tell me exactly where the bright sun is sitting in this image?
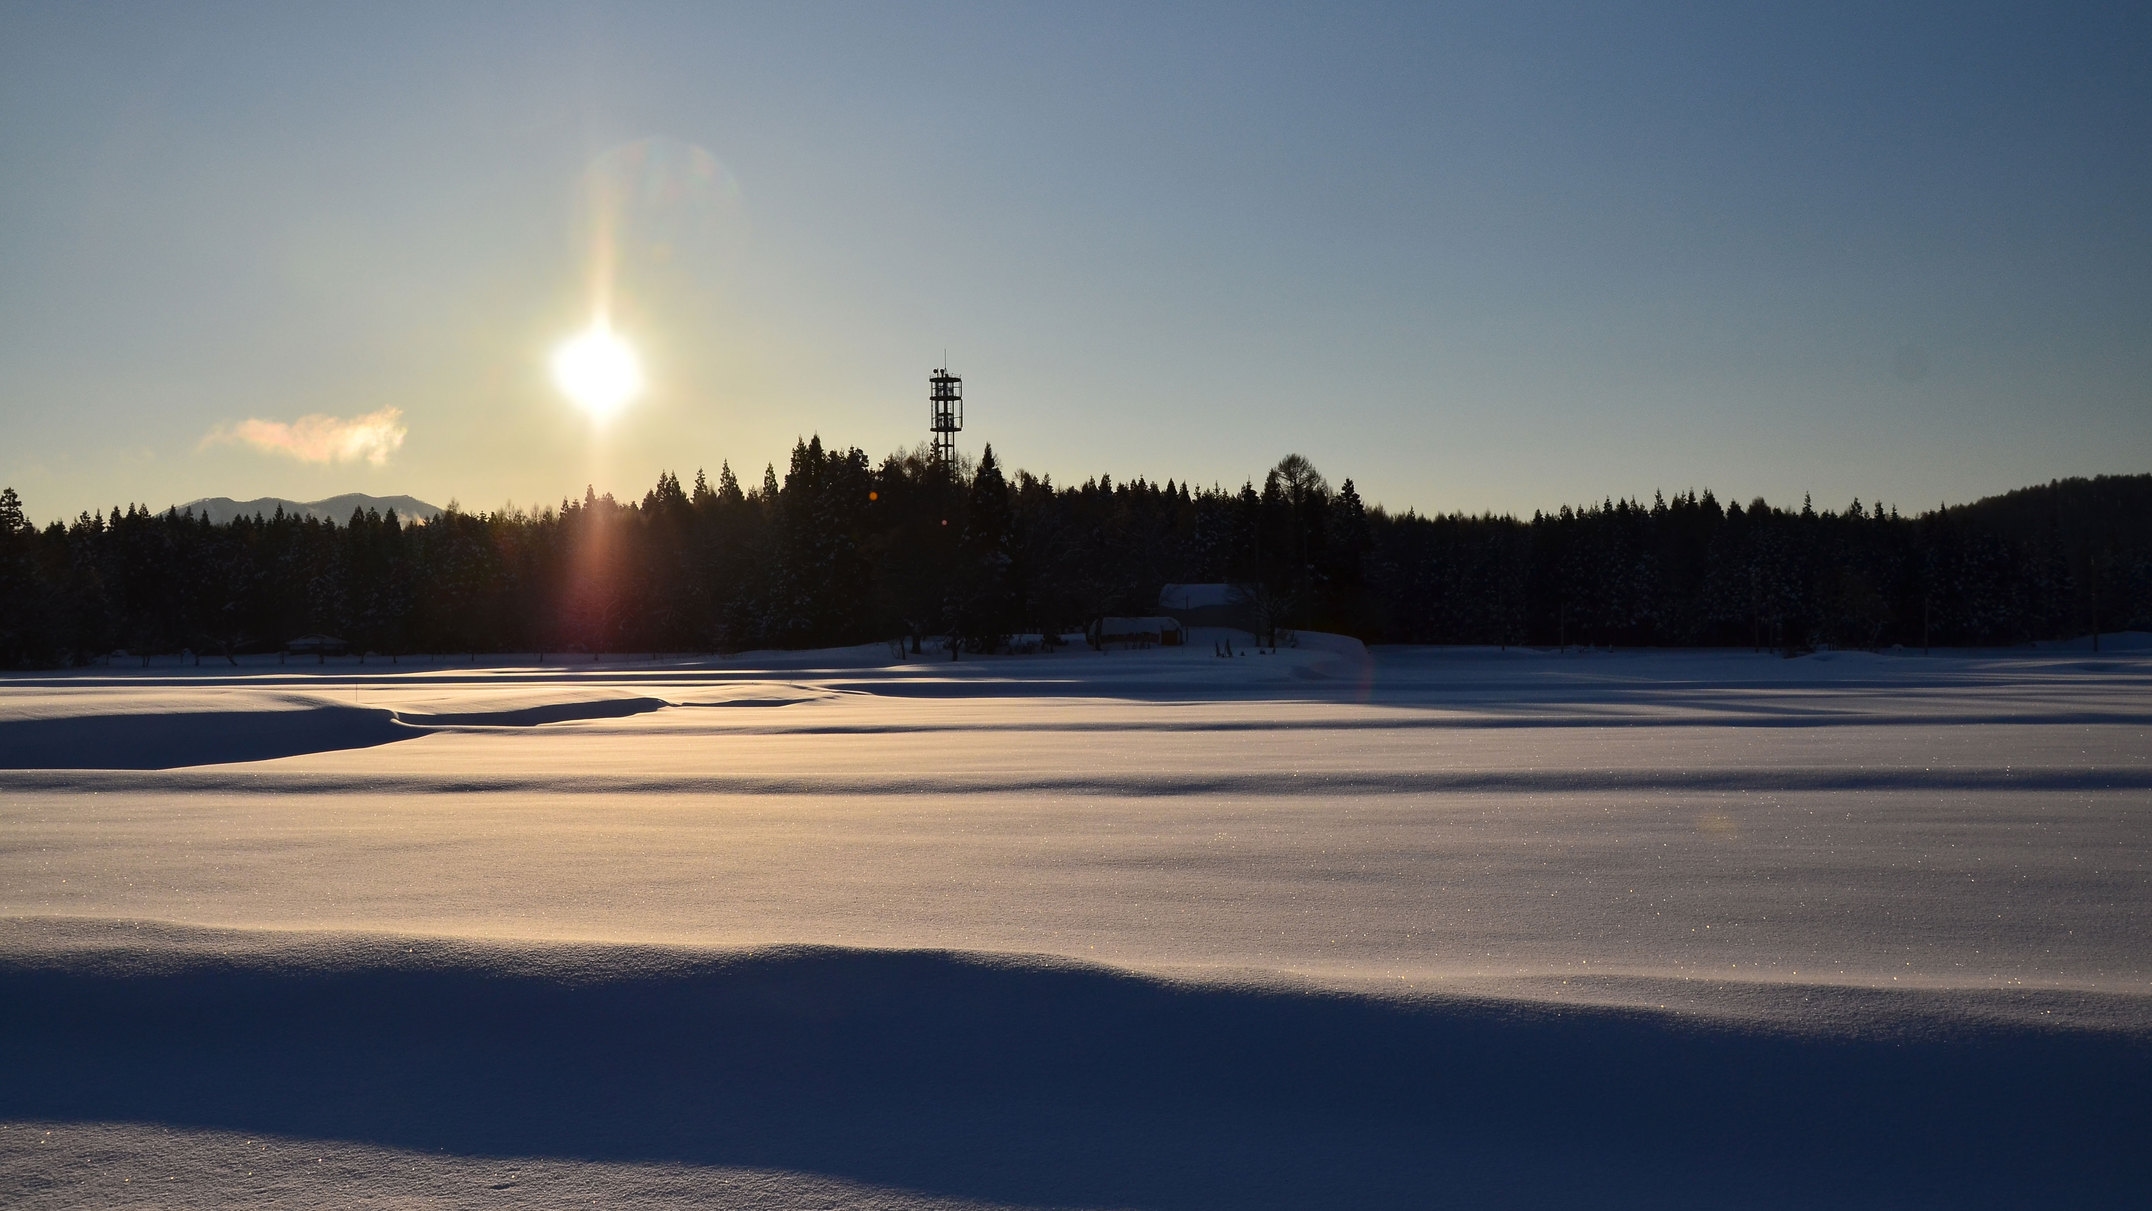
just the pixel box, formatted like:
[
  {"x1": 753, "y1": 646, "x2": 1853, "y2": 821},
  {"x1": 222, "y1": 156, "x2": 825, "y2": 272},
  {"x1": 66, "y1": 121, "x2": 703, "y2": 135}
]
[{"x1": 551, "y1": 323, "x2": 644, "y2": 420}]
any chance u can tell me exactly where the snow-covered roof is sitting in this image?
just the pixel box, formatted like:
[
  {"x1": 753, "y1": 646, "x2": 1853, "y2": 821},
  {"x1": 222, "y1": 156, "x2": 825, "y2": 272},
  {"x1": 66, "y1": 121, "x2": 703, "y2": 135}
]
[{"x1": 1159, "y1": 583, "x2": 1242, "y2": 611}]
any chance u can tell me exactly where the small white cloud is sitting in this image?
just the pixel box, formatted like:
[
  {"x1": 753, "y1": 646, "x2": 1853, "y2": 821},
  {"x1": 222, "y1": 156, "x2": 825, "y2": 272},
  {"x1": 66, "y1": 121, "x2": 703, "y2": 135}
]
[{"x1": 203, "y1": 407, "x2": 408, "y2": 465}]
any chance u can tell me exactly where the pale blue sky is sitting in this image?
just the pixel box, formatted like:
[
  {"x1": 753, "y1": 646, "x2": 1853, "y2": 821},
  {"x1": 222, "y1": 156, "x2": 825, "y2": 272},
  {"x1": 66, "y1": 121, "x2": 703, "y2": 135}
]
[{"x1": 2, "y1": 2, "x2": 2146, "y2": 523}]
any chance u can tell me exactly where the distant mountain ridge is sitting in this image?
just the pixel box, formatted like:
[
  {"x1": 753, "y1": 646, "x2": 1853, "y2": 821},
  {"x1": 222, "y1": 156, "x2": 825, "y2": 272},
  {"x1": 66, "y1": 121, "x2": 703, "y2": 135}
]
[{"x1": 176, "y1": 493, "x2": 444, "y2": 526}]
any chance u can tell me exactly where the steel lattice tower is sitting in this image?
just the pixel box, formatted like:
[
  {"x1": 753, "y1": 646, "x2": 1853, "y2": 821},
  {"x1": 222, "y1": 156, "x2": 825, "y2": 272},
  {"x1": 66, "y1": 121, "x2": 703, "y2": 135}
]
[{"x1": 929, "y1": 367, "x2": 963, "y2": 466}]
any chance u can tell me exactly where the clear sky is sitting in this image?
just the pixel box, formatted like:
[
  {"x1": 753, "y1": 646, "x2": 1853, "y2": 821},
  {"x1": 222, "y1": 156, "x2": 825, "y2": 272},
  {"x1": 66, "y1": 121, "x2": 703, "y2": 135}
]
[{"x1": 2, "y1": 2, "x2": 2147, "y2": 525}]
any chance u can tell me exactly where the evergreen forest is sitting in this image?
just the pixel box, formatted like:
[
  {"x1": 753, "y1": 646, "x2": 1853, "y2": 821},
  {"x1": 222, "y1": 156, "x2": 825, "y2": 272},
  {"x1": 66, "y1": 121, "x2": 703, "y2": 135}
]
[{"x1": 1, "y1": 443, "x2": 2147, "y2": 667}]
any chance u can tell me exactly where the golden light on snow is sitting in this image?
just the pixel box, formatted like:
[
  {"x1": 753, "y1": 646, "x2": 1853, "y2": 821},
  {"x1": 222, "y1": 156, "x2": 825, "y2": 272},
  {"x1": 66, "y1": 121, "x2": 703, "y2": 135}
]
[{"x1": 551, "y1": 322, "x2": 644, "y2": 421}]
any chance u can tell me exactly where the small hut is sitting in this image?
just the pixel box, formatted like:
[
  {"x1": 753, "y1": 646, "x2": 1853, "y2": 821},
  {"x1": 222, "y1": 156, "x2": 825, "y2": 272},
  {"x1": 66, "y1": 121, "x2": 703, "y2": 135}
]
[
  {"x1": 1158, "y1": 583, "x2": 1251, "y2": 630},
  {"x1": 284, "y1": 634, "x2": 348, "y2": 663},
  {"x1": 1091, "y1": 616, "x2": 1184, "y2": 649}
]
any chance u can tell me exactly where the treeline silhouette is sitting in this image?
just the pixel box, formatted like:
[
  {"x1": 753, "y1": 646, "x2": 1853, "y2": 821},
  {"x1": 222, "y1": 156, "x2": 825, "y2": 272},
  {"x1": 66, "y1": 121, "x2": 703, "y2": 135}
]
[{"x1": 0, "y1": 442, "x2": 2146, "y2": 667}]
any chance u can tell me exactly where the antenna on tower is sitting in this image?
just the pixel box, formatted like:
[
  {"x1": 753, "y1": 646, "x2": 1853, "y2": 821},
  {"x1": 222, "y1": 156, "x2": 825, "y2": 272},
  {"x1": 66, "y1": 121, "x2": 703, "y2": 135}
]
[{"x1": 929, "y1": 364, "x2": 963, "y2": 466}]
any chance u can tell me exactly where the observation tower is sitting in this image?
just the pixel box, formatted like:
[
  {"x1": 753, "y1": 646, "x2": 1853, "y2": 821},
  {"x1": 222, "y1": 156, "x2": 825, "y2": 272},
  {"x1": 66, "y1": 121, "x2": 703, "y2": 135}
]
[{"x1": 929, "y1": 367, "x2": 962, "y2": 465}]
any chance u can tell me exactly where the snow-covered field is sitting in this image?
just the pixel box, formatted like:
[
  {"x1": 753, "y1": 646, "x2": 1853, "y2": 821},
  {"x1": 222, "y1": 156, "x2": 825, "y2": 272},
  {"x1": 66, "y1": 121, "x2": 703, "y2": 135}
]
[{"x1": 4, "y1": 637, "x2": 2149, "y2": 1207}]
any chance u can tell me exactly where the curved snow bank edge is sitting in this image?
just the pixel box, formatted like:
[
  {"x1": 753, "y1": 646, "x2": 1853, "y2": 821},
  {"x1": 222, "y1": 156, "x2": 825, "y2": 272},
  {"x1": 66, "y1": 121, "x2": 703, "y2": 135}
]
[
  {"x1": 390, "y1": 696, "x2": 670, "y2": 728},
  {"x1": 0, "y1": 696, "x2": 675, "y2": 770}
]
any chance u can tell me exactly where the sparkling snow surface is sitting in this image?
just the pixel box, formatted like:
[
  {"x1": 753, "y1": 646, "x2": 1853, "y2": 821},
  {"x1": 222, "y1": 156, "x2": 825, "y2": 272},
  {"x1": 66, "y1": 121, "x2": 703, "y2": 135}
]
[{"x1": 4, "y1": 640, "x2": 2149, "y2": 1207}]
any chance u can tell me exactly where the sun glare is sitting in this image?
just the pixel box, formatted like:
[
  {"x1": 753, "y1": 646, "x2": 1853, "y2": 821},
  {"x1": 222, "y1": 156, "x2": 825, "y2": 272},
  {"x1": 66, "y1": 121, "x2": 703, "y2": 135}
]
[{"x1": 551, "y1": 323, "x2": 644, "y2": 420}]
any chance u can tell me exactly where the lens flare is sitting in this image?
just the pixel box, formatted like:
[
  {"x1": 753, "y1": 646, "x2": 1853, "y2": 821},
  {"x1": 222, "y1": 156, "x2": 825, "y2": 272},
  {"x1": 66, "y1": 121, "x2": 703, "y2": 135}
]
[{"x1": 551, "y1": 324, "x2": 643, "y2": 420}]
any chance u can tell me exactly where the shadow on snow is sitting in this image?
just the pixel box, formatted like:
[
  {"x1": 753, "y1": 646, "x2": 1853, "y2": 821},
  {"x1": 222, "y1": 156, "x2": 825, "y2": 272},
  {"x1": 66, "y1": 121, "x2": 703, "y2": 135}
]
[{"x1": 3, "y1": 936, "x2": 2147, "y2": 1209}]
